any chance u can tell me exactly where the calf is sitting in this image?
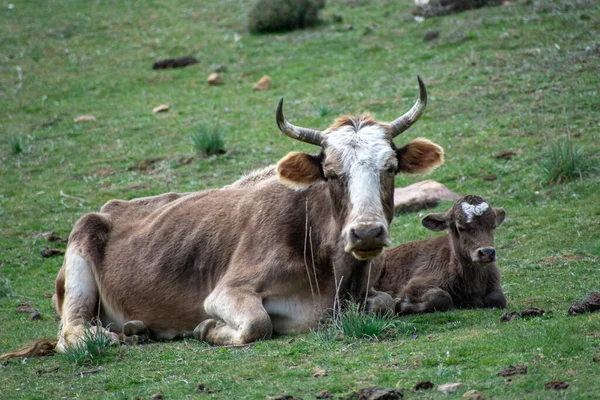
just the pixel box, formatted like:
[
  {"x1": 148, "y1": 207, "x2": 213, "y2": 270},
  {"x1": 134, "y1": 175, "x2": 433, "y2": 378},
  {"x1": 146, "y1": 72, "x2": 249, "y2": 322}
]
[{"x1": 376, "y1": 195, "x2": 506, "y2": 314}]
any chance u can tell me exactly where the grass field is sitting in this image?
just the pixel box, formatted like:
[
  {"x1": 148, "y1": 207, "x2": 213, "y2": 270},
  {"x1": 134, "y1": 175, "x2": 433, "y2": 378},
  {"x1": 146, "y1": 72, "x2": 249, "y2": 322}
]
[{"x1": 1, "y1": 0, "x2": 599, "y2": 398}]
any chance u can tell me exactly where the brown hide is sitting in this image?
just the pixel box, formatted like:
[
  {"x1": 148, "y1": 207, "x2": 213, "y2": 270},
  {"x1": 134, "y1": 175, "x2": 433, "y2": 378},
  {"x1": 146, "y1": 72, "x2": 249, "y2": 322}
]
[{"x1": 377, "y1": 196, "x2": 506, "y2": 313}]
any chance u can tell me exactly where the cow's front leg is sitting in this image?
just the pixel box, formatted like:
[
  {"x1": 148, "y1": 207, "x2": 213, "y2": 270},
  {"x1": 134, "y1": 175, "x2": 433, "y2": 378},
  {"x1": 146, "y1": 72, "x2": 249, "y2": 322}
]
[
  {"x1": 364, "y1": 289, "x2": 395, "y2": 314},
  {"x1": 194, "y1": 286, "x2": 272, "y2": 346}
]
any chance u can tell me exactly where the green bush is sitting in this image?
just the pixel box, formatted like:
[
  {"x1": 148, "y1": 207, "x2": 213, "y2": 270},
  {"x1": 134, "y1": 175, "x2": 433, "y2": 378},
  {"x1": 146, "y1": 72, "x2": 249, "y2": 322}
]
[
  {"x1": 190, "y1": 124, "x2": 226, "y2": 156},
  {"x1": 538, "y1": 137, "x2": 596, "y2": 184},
  {"x1": 312, "y1": 302, "x2": 394, "y2": 342},
  {"x1": 63, "y1": 325, "x2": 113, "y2": 366},
  {"x1": 6, "y1": 136, "x2": 23, "y2": 155},
  {"x1": 247, "y1": 0, "x2": 325, "y2": 33}
]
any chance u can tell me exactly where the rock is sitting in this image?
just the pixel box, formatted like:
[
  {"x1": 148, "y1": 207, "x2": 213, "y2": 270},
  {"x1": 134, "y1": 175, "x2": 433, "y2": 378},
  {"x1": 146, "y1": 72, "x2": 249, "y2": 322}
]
[
  {"x1": 394, "y1": 180, "x2": 460, "y2": 214},
  {"x1": 356, "y1": 386, "x2": 403, "y2": 399},
  {"x1": 152, "y1": 394, "x2": 163, "y2": 400},
  {"x1": 497, "y1": 365, "x2": 527, "y2": 377},
  {"x1": 73, "y1": 115, "x2": 96, "y2": 123},
  {"x1": 253, "y1": 75, "x2": 272, "y2": 91},
  {"x1": 568, "y1": 302, "x2": 588, "y2": 316},
  {"x1": 437, "y1": 383, "x2": 462, "y2": 395},
  {"x1": 312, "y1": 367, "x2": 327, "y2": 378},
  {"x1": 152, "y1": 56, "x2": 198, "y2": 70},
  {"x1": 152, "y1": 104, "x2": 170, "y2": 114},
  {"x1": 207, "y1": 73, "x2": 223, "y2": 85}
]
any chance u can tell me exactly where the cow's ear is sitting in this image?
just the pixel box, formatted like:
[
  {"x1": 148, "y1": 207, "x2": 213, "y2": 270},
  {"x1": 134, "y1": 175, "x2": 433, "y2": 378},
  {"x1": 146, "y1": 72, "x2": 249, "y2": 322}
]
[
  {"x1": 494, "y1": 207, "x2": 506, "y2": 227},
  {"x1": 422, "y1": 213, "x2": 447, "y2": 232},
  {"x1": 396, "y1": 138, "x2": 444, "y2": 174},
  {"x1": 277, "y1": 151, "x2": 323, "y2": 188}
]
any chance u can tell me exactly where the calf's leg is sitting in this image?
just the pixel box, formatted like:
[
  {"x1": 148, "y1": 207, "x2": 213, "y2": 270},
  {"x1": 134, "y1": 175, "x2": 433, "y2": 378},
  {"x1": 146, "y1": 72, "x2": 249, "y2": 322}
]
[
  {"x1": 195, "y1": 286, "x2": 272, "y2": 346},
  {"x1": 397, "y1": 288, "x2": 455, "y2": 315}
]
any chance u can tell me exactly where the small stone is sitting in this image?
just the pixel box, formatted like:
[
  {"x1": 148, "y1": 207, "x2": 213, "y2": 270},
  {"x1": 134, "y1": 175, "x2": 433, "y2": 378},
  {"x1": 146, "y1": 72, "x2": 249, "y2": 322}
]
[
  {"x1": 253, "y1": 75, "x2": 272, "y2": 91},
  {"x1": 568, "y1": 302, "x2": 588, "y2": 316},
  {"x1": 152, "y1": 394, "x2": 163, "y2": 400},
  {"x1": 312, "y1": 367, "x2": 327, "y2": 378},
  {"x1": 29, "y1": 311, "x2": 42, "y2": 320},
  {"x1": 40, "y1": 232, "x2": 68, "y2": 243},
  {"x1": 356, "y1": 386, "x2": 403, "y2": 400},
  {"x1": 463, "y1": 390, "x2": 484, "y2": 400},
  {"x1": 152, "y1": 104, "x2": 170, "y2": 114},
  {"x1": 207, "y1": 73, "x2": 223, "y2": 85},
  {"x1": 585, "y1": 292, "x2": 600, "y2": 311},
  {"x1": 437, "y1": 383, "x2": 462, "y2": 395},
  {"x1": 74, "y1": 115, "x2": 96, "y2": 123}
]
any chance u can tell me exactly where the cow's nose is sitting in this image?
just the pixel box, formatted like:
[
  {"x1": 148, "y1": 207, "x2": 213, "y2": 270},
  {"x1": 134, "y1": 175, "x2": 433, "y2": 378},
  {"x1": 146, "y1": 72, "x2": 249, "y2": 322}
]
[
  {"x1": 351, "y1": 226, "x2": 384, "y2": 242},
  {"x1": 478, "y1": 248, "x2": 496, "y2": 262}
]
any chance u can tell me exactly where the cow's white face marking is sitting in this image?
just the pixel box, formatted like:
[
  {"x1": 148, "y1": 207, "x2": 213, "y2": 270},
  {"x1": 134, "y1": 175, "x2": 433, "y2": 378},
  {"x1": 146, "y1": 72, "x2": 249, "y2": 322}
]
[
  {"x1": 325, "y1": 123, "x2": 394, "y2": 243},
  {"x1": 461, "y1": 201, "x2": 490, "y2": 223}
]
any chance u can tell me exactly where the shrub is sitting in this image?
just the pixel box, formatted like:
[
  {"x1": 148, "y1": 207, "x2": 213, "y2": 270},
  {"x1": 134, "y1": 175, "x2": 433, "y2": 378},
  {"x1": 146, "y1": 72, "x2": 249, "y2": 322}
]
[
  {"x1": 190, "y1": 124, "x2": 226, "y2": 156},
  {"x1": 247, "y1": 0, "x2": 326, "y2": 33},
  {"x1": 538, "y1": 137, "x2": 596, "y2": 184}
]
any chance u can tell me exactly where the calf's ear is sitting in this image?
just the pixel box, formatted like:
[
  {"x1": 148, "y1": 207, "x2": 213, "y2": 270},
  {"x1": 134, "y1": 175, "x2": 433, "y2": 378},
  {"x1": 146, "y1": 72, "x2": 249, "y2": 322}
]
[
  {"x1": 494, "y1": 207, "x2": 506, "y2": 227},
  {"x1": 277, "y1": 151, "x2": 323, "y2": 188},
  {"x1": 396, "y1": 138, "x2": 444, "y2": 174},
  {"x1": 422, "y1": 213, "x2": 447, "y2": 232}
]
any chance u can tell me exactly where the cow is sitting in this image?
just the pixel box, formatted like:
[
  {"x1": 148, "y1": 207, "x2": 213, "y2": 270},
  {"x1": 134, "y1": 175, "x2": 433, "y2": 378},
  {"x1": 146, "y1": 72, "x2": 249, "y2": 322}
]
[
  {"x1": 1, "y1": 77, "x2": 443, "y2": 359},
  {"x1": 376, "y1": 195, "x2": 506, "y2": 314}
]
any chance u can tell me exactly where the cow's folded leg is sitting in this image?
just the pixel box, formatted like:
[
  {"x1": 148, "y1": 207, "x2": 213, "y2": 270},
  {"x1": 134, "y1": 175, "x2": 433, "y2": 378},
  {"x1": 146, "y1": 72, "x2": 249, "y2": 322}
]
[
  {"x1": 195, "y1": 287, "x2": 272, "y2": 346},
  {"x1": 364, "y1": 289, "x2": 395, "y2": 314}
]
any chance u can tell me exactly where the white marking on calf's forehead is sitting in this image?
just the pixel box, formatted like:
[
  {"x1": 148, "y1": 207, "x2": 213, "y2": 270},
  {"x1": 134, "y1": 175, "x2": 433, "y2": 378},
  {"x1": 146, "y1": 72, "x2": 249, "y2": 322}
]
[
  {"x1": 325, "y1": 124, "x2": 393, "y2": 220},
  {"x1": 461, "y1": 201, "x2": 490, "y2": 223}
]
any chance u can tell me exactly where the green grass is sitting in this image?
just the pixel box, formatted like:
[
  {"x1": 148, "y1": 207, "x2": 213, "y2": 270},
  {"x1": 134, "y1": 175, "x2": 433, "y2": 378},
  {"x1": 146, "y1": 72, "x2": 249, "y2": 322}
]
[
  {"x1": 5, "y1": 135, "x2": 23, "y2": 155},
  {"x1": 190, "y1": 123, "x2": 226, "y2": 156},
  {"x1": 1, "y1": 0, "x2": 600, "y2": 398},
  {"x1": 538, "y1": 136, "x2": 596, "y2": 184},
  {"x1": 62, "y1": 324, "x2": 114, "y2": 366}
]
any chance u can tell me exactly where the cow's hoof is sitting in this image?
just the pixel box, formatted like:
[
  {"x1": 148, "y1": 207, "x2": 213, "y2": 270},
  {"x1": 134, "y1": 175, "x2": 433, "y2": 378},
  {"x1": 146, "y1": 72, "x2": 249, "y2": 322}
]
[
  {"x1": 193, "y1": 319, "x2": 217, "y2": 342},
  {"x1": 123, "y1": 320, "x2": 148, "y2": 336}
]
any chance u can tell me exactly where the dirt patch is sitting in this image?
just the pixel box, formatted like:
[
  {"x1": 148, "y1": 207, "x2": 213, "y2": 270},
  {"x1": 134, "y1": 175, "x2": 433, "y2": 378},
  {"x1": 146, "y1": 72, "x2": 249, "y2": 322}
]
[
  {"x1": 152, "y1": 56, "x2": 198, "y2": 70},
  {"x1": 355, "y1": 387, "x2": 404, "y2": 399},
  {"x1": 497, "y1": 365, "x2": 527, "y2": 377},
  {"x1": 521, "y1": 308, "x2": 545, "y2": 318},
  {"x1": 544, "y1": 380, "x2": 568, "y2": 390},
  {"x1": 540, "y1": 253, "x2": 584, "y2": 264},
  {"x1": 568, "y1": 292, "x2": 600, "y2": 315},
  {"x1": 130, "y1": 157, "x2": 164, "y2": 172},
  {"x1": 499, "y1": 311, "x2": 520, "y2": 322},
  {"x1": 17, "y1": 302, "x2": 37, "y2": 314},
  {"x1": 40, "y1": 248, "x2": 66, "y2": 257},
  {"x1": 414, "y1": 380, "x2": 434, "y2": 391}
]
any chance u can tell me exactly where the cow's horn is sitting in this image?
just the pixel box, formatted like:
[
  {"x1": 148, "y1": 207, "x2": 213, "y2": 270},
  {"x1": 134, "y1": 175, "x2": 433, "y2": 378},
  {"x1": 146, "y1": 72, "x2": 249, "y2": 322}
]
[
  {"x1": 276, "y1": 98, "x2": 323, "y2": 146},
  {"x1": 390, "y1": 76, "x2": 427, "y2": 138}
]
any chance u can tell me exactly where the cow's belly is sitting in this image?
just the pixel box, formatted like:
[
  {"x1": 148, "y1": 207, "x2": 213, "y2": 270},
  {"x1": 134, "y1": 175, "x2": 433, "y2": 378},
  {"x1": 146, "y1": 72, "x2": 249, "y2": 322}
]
[{"x1": 263, "y1": 295, "x2": 331, "y2": 334}]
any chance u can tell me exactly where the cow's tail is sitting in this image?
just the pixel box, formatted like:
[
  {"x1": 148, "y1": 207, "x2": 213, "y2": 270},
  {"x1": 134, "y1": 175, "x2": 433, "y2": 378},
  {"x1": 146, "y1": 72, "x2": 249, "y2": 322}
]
[{"x1": 0, "y1": 338, "x2": 58, "y2": 360}]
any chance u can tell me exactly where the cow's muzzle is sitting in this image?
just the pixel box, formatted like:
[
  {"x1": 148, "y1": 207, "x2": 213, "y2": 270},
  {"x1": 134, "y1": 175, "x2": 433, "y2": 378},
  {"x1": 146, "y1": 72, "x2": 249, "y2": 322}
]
[
  {"x1": 345, "y1": 223, "x2": 391, "y2": 260},
  {"x1": 473, "y1": 247, "x2": 496, "y2": 263}
]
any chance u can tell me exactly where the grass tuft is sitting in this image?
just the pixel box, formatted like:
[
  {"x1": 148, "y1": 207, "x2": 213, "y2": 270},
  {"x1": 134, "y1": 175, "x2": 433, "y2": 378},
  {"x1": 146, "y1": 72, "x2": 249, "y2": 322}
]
[
  {"x1": 190, "y1": 124, "x2": 226, "y2": 156},
  {"x1": 62, "y1": 325, "x2": 113, "y2": 366},
  {"x1": 6, "y1": 136, "x2": 23, "y2": 155},
  {"x1": 538, "y1": 136, "x2": 596, "y2": 184},
  {"x1": 312, "y1": 302, "x2": 394, "y2": 342}
]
